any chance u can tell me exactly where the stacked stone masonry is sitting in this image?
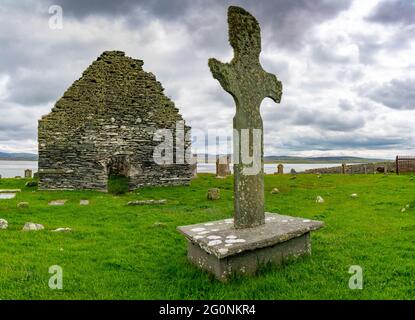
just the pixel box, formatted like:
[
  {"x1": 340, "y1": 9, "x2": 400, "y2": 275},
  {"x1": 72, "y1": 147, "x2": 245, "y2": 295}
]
[
  {"x1": 304, "y1": 162, "x2": 396, "y2": 174},
  {"x1": 38, "y1": 51, "x2": 191, "y2": 190}
]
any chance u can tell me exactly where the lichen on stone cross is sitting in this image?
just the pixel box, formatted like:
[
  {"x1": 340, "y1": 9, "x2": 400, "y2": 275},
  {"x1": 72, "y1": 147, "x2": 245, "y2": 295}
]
[{"x1": 208, "y1": 6, "x2": 282, "y2": 229}]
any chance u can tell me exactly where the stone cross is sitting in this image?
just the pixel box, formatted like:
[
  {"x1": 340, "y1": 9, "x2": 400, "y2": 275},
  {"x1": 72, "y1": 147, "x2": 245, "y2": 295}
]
[{"x1": 209, "y1": 6, "x2": 282, "y2": 229}]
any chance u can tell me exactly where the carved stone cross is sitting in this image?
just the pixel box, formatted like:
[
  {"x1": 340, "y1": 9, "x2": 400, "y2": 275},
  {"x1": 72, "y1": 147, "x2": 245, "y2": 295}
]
[{"x1": 209, "y1": 6, "x2": 282, "y2": 229}]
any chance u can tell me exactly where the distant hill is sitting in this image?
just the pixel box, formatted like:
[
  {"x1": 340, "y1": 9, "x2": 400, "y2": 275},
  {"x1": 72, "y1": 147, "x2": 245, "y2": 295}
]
[
  {"x1": 196, "y1": 154, "x2": 391, "y2": 164},
  {"x1": 0, "y1": 152, "x2": 38, "y2": 161},
  {"x1": 263, "y1": 156, "x2": 390, "y2": 164},
  {"x1": 0, "y1": 151, "x2": 390, "y2": 163}
]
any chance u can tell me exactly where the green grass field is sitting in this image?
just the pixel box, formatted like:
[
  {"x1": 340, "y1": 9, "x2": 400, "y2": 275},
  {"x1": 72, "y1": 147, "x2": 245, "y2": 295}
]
[{"x1": 0, "y1": 173, "x2": 414, "y2": 299}]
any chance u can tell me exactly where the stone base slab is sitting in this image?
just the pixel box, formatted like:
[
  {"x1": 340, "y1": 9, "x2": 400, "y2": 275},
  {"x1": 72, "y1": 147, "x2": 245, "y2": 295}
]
[{"x1": 177, "y1": 213, "x2": 324, "y2": 281}]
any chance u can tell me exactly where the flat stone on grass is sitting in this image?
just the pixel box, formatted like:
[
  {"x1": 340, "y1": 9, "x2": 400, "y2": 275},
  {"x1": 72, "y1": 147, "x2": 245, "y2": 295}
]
[
  {"x1": 316, "y1": 196, "x2": 325, "y2": 203},
  {"x1": 23, "y1": 222, "x2": 44, "y2": 231},
  {"x1": 80, "y1": 200, "x2": 89, "y2": 205},
  {"x1": 0, "y1": 189, "x2": 21, "y2": 193},
  {"x1": 0, "y1": 193, "x2": 16, "y2": 199},
  {"x1": 17, "y1": 202, "x2": 29, "y2": 208},
  {"x1": 127, "y1": 199, "x2": 167, "y2": 206},
  {"x1": 271, "y1": 188, "x2": 280, "y2": 194},
  {"x1": 52, "y1": 227, "x2": 72, "y2": 232},
  {"x1": 48, "y1": 200, "x2": 67, "y2": 206}
]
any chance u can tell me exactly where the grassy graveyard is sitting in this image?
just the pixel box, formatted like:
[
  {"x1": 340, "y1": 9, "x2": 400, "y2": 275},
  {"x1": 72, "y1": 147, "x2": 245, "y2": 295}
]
[{"x1": 0, "y1": 173, "x2": 414, "y2": 300}]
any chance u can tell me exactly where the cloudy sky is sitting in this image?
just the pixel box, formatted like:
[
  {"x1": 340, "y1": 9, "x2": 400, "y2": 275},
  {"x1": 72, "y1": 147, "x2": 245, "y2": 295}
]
[{"x1": 0, "y1": 0, "x2": 414, "y2": 158}]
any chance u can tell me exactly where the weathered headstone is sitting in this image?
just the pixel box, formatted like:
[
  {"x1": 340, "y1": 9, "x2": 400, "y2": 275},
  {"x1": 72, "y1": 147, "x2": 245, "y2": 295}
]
[
  {"x1": 216, "y1": 155, "x2": 231, "y2": 178},
  {"x1": 24, "y1": 169, "x2": 32, "y2": 178},
  {"x1": 342, "y1": 163, "x2": 346, "y2": 174},
  {"x1": 191, "y1": 154, "x2": 198, "y2": 178},
  {"x1": 277, "y1": 164, "x2": 284, "y2": 174},
  {"x1": 177, "y1": 6, "x2": 323, "y2": 281}
]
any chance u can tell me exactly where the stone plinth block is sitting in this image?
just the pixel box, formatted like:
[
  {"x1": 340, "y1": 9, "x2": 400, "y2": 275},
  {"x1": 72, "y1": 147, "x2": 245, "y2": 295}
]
[{"x1": 177, "y1": 213, "x2": 324, "y2": 281}]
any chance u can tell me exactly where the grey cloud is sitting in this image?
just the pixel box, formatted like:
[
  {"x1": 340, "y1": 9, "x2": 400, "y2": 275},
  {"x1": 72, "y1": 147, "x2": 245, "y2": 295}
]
[
  {"x1": 0, "y1": 0, "x2": 413, "y2": 156},
  {"x1": 228, "y1": 0, "x2": 353, "y2": 50},
  {"x1": 367, "y1": 0, "x2": 415, "y2": 26},
  {"x1": 310, "y1": 43, "x2": 353, "y2": 65},
  {"x1": 51, "y1": 0, "x2": 352, "y2": 50},
  {"x1": 336, "y1": 67, "x2": 363, "y2": 82},
  {"x1": 338, "y1": 99, "x2": 354, "y2": 111},
  {"x1": 261, "y1": 57, "x2": 291, "y2": 84},
  {"x1": 52, "y1": 0, "x2": 193, "y2": 20},
  {"x1": 361, "y1": 78, "x2": 415, "y2": 110},
  {"x1": 6, "y1": 70, "x2": 70, "y2": 106},
  {"x1": 0, "y1": 105, "x2": 39, "y2": 141},
  {"x1": 280, "y1": 134, "x2": 407, "y2": 151},
  {"x1": 293, "y1": 108, "x2": 365, "y2": 132}
]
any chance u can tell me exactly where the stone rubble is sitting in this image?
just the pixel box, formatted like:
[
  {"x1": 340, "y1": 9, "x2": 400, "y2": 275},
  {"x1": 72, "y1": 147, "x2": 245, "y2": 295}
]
[{"x1": 0, "y1": 219, "x2": 8, "y2": 230}]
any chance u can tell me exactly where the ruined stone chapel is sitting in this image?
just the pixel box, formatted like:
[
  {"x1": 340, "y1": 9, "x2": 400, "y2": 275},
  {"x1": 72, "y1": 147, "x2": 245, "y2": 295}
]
[{"x1": 38, "y1": 51, "x2": 191, "y2": 190}]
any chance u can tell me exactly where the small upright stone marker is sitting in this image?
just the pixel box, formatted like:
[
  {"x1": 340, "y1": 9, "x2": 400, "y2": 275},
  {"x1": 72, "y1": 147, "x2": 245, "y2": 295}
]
[
  {"x1": 277, "y1": 164, "x2": 284, "y2": 174},
  {"x1": 24, "y1": 169, "x2": 33, "y2": 178},
  {"x1": 216, "y1": 155, "x2": 231, "y2": 178},
  {"x1": 207, "y1": 188, "x2": 220, "y2": 200},
  {"x1": 178, "y1": 6, "x2": 323, "y2": 281},
  {"x1": 191, "y1": 154, "x2": 198, "y2": 178}
]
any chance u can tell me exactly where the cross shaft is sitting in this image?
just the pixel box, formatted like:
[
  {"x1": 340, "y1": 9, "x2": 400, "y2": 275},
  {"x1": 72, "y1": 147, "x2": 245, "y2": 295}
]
[{"x1": 209, "y1": 6, "x2": 282, "y2": 229}]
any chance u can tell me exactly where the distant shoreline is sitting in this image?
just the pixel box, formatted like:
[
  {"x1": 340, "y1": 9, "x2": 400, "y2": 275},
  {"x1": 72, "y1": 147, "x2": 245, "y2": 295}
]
[
  {"x1": 0, "y1": 153, "x2": 392, "y2": 164},
  {"x1": 0, "y1": 159, "x2": 392, "y2": 164},
  {"x1": 264, "y1": 160, "x2": 393, "y2": 164}
]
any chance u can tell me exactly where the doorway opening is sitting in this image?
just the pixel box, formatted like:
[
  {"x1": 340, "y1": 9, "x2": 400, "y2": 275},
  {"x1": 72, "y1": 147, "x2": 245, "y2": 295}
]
[{"x1": 107, "y1": 155, "x2": 130, "y2": 194}]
